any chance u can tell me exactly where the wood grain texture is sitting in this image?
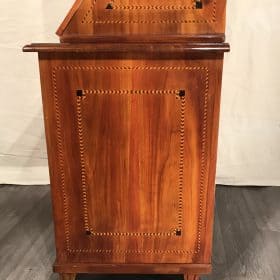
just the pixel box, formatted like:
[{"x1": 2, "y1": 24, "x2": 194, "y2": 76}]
[
  {"x1": 77, "y1": 88, "x2": 183, "y2": 236},
  {"x1": 184, "y1": 274, "x2": 199, "y2": 280},
  {"x1": 37, "y1": 53, "x2": 224, "y2": 266},
  {"x1": 57, "y1": 0, "x2": 226, "y2": 38},
  {"x1": 58, "y1": 34, "x2": 226, "y2": 44},
  {"x1": 54, "y1": 263, "x2": 211, "y2": 274},
  {"x1": 22, "y1": 43, "x2": 230, "y2": 54},
  {"x1": 60, "y1": 274, "x2": 77, "y2": 280}
]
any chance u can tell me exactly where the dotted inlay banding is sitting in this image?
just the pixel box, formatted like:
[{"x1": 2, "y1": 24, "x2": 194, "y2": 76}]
[
  {"x1": 51, "y1": 65, "x2": 209, "y2": 255},
  {"x1": 76, "y1": 88, "x2": 184, "y2": 237},
  {"x1": 113, "y1": 4, "x2": 195, "y2": 10},
  {"x1": 81, "y1": 0, "x2": 217, "y2": 24}
]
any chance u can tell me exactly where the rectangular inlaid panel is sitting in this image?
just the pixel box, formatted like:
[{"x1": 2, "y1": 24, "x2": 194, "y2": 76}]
[
  {"x1": 39, "y1": 55, "x2": 223, "y2": 264},
  {"x1": 78, "y1": 89, "x2": 183, "y2": 236},
  {"x1": 60, "y1": 0, "x2": 226, "y2": 36}
]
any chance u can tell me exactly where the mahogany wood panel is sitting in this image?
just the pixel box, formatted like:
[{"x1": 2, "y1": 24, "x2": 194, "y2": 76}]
[
  {"x1": 184, "y1": 274, "x2": 199, "y2": 280},
  {"x1": 57, "y1": 0, "x2": 226, "y2": 38},
  {"x1": 37, "y1": 53, "x2": 223, "y2": 267},
  {"x1": 59, "y1": 274, "x2": 77, "y2": 280}
]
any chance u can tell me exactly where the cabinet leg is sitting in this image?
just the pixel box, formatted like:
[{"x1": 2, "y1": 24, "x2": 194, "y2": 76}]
[
  {"x1": 184, "y1": 274, "x2": 200, "y2": 280},
  {"x1": 59, "y1": 273, "x2": 76, "y2": 280}
]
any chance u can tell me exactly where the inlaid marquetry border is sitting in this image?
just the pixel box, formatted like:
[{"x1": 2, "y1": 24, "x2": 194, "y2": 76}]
[
  {"x1": 51, "y1": 65, "x2": 209, "y2": 255},
  {"x1": 114, "y1": 4, "x2": 195, "y2": 10},
  {"x1": 76, "y1": 88, "x2": 184, "y2": 237},
  {"x1": 81, "y1": 0, "x2": 217, "y2": 24}
]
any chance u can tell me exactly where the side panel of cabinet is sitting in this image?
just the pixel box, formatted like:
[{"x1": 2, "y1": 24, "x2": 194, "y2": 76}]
[{"x1": 38, "y1": 53, "x2": 223, "y2": 264}]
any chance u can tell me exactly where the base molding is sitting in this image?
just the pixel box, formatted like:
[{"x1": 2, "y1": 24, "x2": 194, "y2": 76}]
[
  {"x1": 59, "y1": 274, "x2": 76, "y2": 280},
  {"x1": 54, "y1": 262, "x2": 211, "y2": 275},
  {"x1": 59, "y1": 272, "x2": 200, "y2": 280}
]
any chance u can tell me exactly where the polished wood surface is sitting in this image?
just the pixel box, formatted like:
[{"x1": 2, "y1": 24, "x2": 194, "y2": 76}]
[
  {"x1": 23, "y1": 42, "x2": 230, "y2": 53},
  {"x1": 60, "y1": 274, "x2": 77, "y2": 280},
  {"x1": 56, "y1": 0, "x2": 226, "y2": 38},
  {"x1": 54, "y1": 263, "x2": 211, "y2": 274},
  {"x1": 59, "y1": 34, "x2": 226, "y2": 44},
  {"x1": 37, "y1": 53, "x2": 223, "y2": 266}
]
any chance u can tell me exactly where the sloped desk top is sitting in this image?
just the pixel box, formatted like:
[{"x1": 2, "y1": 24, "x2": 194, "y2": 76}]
[{"x1": 56, "y1": 0, "x2": 227, "y2": 42}]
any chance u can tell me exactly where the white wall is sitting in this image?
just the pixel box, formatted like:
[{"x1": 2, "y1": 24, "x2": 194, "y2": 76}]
[
  {"x1": 0, "y1": 0, "x2": 279, "y2": 186},
  {"x1": 218, "y1": 0, "x2": 280, "y2": 185}
]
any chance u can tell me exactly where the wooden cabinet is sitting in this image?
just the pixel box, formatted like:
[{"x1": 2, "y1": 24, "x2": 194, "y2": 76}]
[
  {"x1": 23, "y1": 0, "x2": 229, "y2": 279},
  {"x1": 57, "y1": 0, "x2": 226, "y2": 37}
]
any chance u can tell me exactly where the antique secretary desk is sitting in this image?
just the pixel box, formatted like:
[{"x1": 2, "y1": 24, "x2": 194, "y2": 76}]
[{"x1": 23, "y1": 0, "x2": 229, "y2": 279}]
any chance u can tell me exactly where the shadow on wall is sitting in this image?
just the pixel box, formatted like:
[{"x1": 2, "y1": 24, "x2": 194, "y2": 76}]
[{"x1": 0, "y1": 110, "x2": 48, "y2": 168}]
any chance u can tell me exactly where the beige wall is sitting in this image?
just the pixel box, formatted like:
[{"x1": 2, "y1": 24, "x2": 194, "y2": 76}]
[{"x1": 0, "y1": 0, "x2": 279, "y2": 186}]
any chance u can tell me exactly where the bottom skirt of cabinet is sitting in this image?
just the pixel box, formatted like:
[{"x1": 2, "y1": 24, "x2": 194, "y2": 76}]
[
  {"x1": 54, "y1": 262, "x2": 211, "y2": 275},
  {"x1": 59, "y1": 273, "x2": 200, "y2": 280}
]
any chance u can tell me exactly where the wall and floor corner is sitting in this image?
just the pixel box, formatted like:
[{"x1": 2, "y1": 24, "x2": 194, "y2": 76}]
[{"x1": 0, "y1": 0, "x2": 279, "y2": 186}]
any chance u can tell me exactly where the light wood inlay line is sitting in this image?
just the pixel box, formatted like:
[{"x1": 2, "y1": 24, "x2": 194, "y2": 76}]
[
  {"x1": 84, "y1": 89, "x2": 179, "y2": 94},
  {"x1": 54, "y1": 66, "x2": 208, "y2": 70},
  {"x1": 52, "y1": 65, "x2": 209, "y2": 255},
  {"x1": 51, "y1": 69, "x2": 71, "y2": 251},
  {"x1": 197, "y1": 67, "x2": 209, "y2": 252},
  {"x1": 82, "y1": 0, "x2": 217, "y2": 24},
  {"x1": 81, "y1": 5, "x2": 93, "y2": 24},
  {"x1": 86, "y1": 231, "x2": 175, "y2": 237},
  {"x1": 76, "y1": 97, "x2": 90, "y2": 232},
  {"x1": 76, "y1": 89, "x2": 183, "y2": 237},
  {"x1": 67, "y1": 249, "x2": 194, "y2": 254},
  {"x1": 113, "y1": 5, "x2": 195, "y2": 10},
  {"x1": 178, "y1": 94, "x2": 185, "y2": 231}
]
